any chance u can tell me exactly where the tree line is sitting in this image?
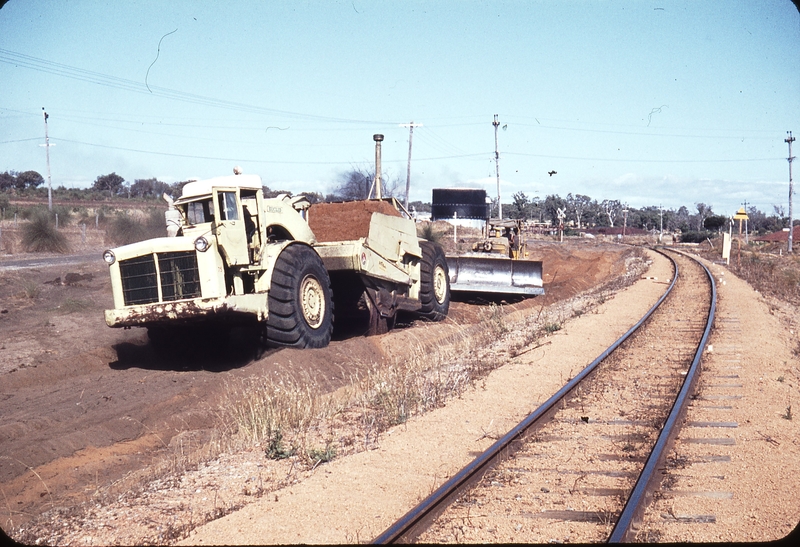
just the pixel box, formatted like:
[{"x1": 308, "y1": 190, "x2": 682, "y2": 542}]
[
  {"x1": 504, "y1": 191, "x2": 790, "y2": 236},
  {"x1": 1, "y1": 168, "x2": 792, "y2": 236}
]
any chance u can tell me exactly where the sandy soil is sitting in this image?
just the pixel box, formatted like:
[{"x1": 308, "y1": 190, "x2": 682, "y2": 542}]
[
  {"x1": 1, "y1": 235, "x2": 633, "y2": 544},
  {"x1": 181, "y1": 249, "x2": 800, "y2": 546},
  {"x1": 3, "y1": 236, "x2": 797, "y2": 544}
]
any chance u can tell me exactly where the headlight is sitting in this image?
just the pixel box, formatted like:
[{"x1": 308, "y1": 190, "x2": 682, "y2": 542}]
[
  {"x1": 194, "y1": 236, "x2": 210, "y2": 252},
  {"x1": 102, "y1": 250, "x2": 116, "y2": 265}
]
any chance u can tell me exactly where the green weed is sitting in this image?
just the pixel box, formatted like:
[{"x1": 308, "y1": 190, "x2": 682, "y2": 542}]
[
  {"x1": 264, "y1": 430, "x2": 296, "y2": 460},
  {"x1": 544, "y1": 322, "x2": 562, "y2": 334},
  {"x1": 307, "y1": 443, "x2": 336, "y2": 465}
]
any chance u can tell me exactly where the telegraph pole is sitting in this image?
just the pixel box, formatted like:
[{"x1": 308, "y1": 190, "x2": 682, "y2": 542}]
[
  {"x1": 787, "y1": 131, "x2": 795, "y2": 253},
  {"x1": 493, "y1": 114, "x2": 501, "y2": 219},
  {"x1": 400, "y1": 122, "x2": 422, "y2": 211},
  {"x1": 742, "y1": 199, "x2": 749, "y2": 244},
  {"x1": 622, "y1": 208, "x2": 629, "y2": 238},
  {"x1": 42, "y1": 107, "x2": 53, "y2": 211}
]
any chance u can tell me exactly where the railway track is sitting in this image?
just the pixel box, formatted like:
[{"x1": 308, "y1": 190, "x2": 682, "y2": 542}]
[{"x1": 374, "y1": 248, "x2": 716, "y2": 543}]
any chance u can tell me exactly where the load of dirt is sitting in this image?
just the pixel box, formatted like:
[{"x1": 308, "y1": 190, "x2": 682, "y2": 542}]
[{"x1": 307, "y1": 200, "x2": 402, "y2": 242}]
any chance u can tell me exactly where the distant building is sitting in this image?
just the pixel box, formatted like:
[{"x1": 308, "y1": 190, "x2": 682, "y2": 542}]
[{"x1": 753, "y1": 226, "x2": 800, "y2": 243}]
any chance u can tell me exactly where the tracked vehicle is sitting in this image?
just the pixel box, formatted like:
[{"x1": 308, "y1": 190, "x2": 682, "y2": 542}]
[{"x1": 103, "y1": 171, "x2": 449, "y2": 349}]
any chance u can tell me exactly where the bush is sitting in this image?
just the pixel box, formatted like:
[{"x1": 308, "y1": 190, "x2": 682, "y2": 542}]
[
  {"x1": 417, "y1": 222, "x2": 441, "y2": 243},
  {"x1": 51, "y1": 204, "x2": 73, "y2": 227},
  {"x1": 680, "y1": 230, "x2": 715, "y2": 244},
  {"x1": 105, "y1": 210, "x2": 166, "y2": 245},
  {"x1": 21, "y1": 212, "x2": 69, "y2": 253}
]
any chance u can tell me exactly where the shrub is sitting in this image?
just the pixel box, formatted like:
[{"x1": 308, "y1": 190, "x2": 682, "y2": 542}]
[
  {"x1": 50, "y1": 204, "x2": 73, "y2": 227},
  {"x1": 21, "y1": 212, "x2": 69, "y2": 253},
  {"x1": 417, "y1": 222, "x2": 441, "y2": 243},
  {"x1": 680, "y1": 230, "x2": 715, "y2": 244},
  {"x1": 106, "y1": 210, "x2": 165, "y2": 245}
]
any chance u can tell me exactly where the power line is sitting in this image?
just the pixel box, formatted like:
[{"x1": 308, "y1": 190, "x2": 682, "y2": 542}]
[
  {"x1": 503, "y1": 151, "x2": 782, "y2": 163},
  {"x1": 49, "y1": 137, "x2": 485, "y2": 165},
  {"x1": 0, "y1": 137, "x2": 42, "y2": 144},
  {"x1": 0, "y1": 48, "x2": 398, "y2": 125}
]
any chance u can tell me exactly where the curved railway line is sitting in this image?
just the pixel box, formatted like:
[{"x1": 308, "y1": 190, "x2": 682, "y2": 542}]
[{"x1": 375, "y1": 248, "x2": 717, "y2": 543}]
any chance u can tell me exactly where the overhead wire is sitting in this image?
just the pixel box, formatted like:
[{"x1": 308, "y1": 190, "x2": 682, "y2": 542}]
[
  {"x1": 49, "y1": 137, "x2": 485, "y2": 165},
  {"x1": 503, "y1": 151, "x2": 783, "y2": 163},
  {"x1": 1, "y1": 49, "x2": 788, "y2": 167},
  {"x1": 0, "y1": 48, "x2": 399, "y2": 125}
]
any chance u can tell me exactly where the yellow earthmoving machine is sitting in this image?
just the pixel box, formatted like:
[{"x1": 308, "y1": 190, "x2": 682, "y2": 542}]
[
  {"x1": 448, "y1": 219, "x2": 544, "y2": 296},
  {"x1": 102, "y1": 171, "x2": 450, "y2": 350}
]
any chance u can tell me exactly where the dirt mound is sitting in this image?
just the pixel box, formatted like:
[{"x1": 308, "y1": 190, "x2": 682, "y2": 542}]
[{"x1": 308, "y1": 200, "x2": 402, "y2": 242}]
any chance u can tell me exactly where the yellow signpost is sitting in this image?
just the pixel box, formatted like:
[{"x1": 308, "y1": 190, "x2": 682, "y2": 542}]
[{"x1": 732, "y1": 207, "x2": 749, "y2": 266}]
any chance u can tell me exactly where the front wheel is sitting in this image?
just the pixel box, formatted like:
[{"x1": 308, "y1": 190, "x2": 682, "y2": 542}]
[
  {"x1": 418, "y1": 241, "x2": 450, "y2": 321},
  {"x1": 265, "y1": 244, "x2": 334, "y2": 349}
]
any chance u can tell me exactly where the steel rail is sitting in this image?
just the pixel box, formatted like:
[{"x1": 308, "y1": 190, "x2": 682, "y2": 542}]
[
  {"x1": 373, "y1": 249, "x2": 681, "y2": 544},
  {"x1": 608, "y1": 249, "x2": 716, "y2": 542}
]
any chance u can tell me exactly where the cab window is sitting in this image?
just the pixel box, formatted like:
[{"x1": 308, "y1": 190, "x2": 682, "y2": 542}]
[
  {"x1": 185, "y1": 200, "x2": 213, "y2": 224},
  {"x1": 218, "y1": 192, "x2": 239, "y2": 221}
]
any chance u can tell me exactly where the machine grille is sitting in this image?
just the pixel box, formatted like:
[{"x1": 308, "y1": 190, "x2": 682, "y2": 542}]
[
  {"x1": 158, "y1": 252, "x2": 201, "y2": 302},
  {"x1": 119, "y1": 251, "x2": 201, "y2": 306}
]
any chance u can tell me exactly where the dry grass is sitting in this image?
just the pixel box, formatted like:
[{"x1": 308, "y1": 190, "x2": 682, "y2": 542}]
[
  {"x1": 217, "y1": 249, "x2": 650, "y2": 473},
  {"x1": 706, "y1": 246, "x2": 800, "y2": 306}
]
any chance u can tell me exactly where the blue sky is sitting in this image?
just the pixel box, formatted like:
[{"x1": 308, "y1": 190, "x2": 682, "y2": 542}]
[{"x1": 1, "y1": 0, "x2": 798, "y2": 216}]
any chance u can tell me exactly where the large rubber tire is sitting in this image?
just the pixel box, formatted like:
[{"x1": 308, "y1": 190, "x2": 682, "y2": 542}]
[
  {"x1": 265, "y1": 244, "x2": 334, "y2": 349},
  {"x1": 418, "y1": 241, "x2": 450, "y2": 321}
]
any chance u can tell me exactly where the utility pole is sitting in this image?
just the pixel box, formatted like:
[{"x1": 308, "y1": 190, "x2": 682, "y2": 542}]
[
  {"x1": 622, "y1": 208, "x2": 629, "y2": 238},
  {"x1": 659, "y1": 205, "x2": 664, "y2": 241},
  {"x1": 42, "y1": 107, "x2": 53, "y2": 211},
  {"x1": 493, "y1": 114, "x2": 501, "y2": 219},
  {"x1": 400, "y1": 122, "x2": 422, "y2": 211},
  {"x1": 786, "y1": 131, "x2": 795, "y2": 253},
  {"x1": 741, "y1": 199, "x2": 749, "y2": 244}
]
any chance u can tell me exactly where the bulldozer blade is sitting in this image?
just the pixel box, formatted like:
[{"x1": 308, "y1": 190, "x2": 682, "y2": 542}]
[{"x1": 446, "y1": 255, "x2": 544, "y2": 296}]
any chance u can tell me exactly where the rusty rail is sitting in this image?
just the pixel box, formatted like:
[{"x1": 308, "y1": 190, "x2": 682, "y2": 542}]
[
  {"x1": 373, "y1": 248, "x2": 709, "y2": 544},
  {"x1": 608, "y1": 250, "x2": 716, "y2": 541}
]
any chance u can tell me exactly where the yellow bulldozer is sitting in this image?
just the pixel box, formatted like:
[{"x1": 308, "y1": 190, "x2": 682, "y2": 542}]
[{"x1": 448, "y1": 219, "x2": 544, "y2": 296}]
